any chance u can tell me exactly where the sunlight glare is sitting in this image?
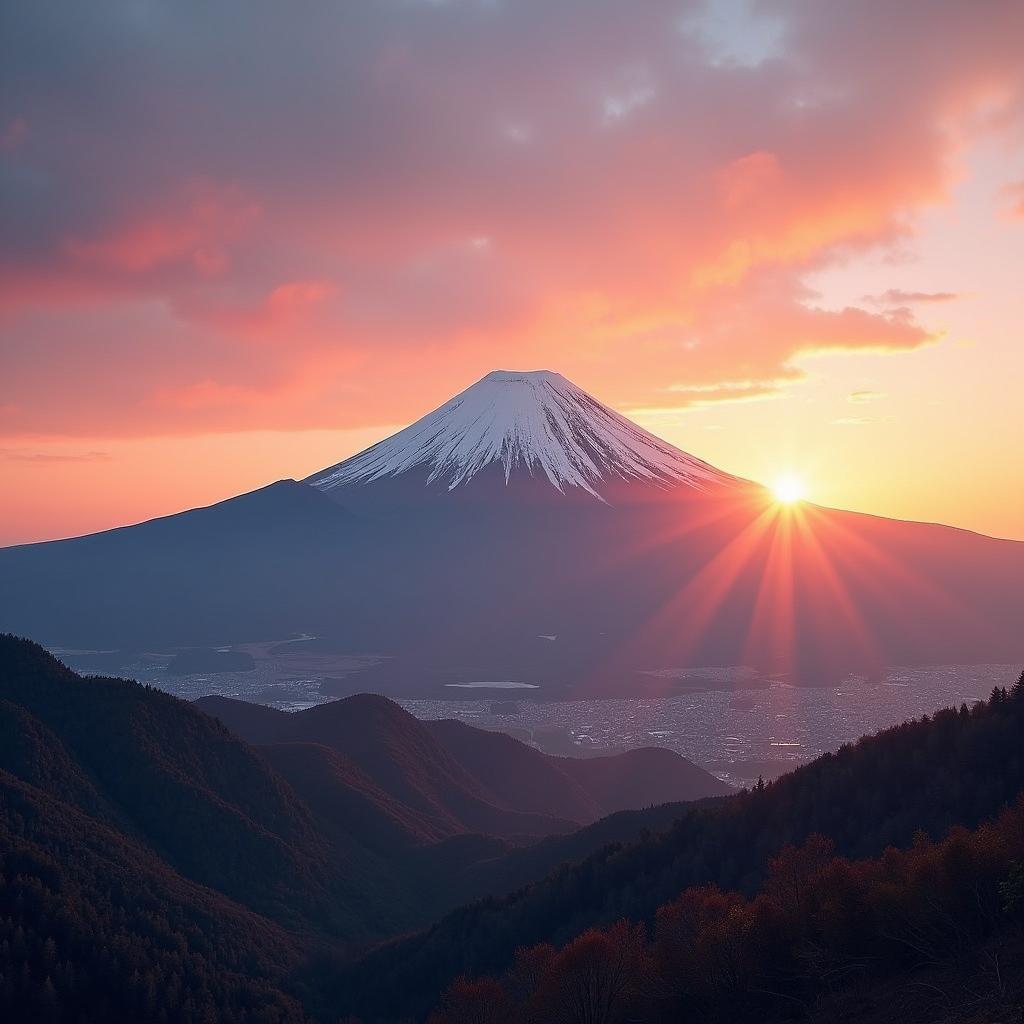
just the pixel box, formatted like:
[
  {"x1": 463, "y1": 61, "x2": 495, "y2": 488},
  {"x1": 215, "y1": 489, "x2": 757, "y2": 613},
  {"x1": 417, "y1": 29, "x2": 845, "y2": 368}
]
[{"x1": 773, "y1": 475, "x2": 806, "y2": 504}]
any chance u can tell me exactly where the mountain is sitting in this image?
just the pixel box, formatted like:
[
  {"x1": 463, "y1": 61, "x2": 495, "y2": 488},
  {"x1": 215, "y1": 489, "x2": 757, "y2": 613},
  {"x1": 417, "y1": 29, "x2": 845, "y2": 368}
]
[
  {"x1": 0, "y1": 635, "x2": 321, "y2": 1021},
  {"x1": 195, "y1": 695, "x2": 732, "y2": 838},
  {"x1": 0, "y1": 634, "x2": 733, "y2": 1021},
  {"x1": 0, "y1": 479, "x2": 359, "y2": 645},
  {"x1": 331, "y1": 671, "x2": 1024, "y2": 1022},
  {"x1": 0, "y1": 638, "x2": 440, "y2": 953},
  {"x1": 1, "y1": 370, "x2": 1022, "y2": 691},
  {"x1": 196, "y1": 694, "x2": 577, "y2": 841},
  {"x1": 308, "y1": 368, "x2": 738, "y2": 506},
  {"x1": 428, "y1": 800, "x2": 1024, "y2": 1024},
  {"x1": 423, "y1": 717, "x2": 732, "y2": 816},
  {"x1": 5, "y1": 633, "x2": 1023, "y2": 1022},
  {"x1": 0, "y1": 634, "x2": 439, "y2": 942},
  {"x1": 0, "y1": 768, "x2": 308, "y2": 1022},
  {"x1": 0, "y1": 635, "x2": 722, "y2": 928}
]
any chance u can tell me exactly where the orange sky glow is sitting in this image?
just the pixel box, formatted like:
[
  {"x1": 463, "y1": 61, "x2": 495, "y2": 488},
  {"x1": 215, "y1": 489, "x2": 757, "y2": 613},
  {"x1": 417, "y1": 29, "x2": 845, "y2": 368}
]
[{"x1": 1, "y1": 0, "x2": 1023, "y2": 545}]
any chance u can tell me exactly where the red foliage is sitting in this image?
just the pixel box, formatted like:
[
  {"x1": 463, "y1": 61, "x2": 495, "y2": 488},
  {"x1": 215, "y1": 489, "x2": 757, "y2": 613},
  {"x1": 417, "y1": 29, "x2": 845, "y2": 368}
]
[{"x1": 436, "y1": 798, "x2": 1024, "y2": 1023}]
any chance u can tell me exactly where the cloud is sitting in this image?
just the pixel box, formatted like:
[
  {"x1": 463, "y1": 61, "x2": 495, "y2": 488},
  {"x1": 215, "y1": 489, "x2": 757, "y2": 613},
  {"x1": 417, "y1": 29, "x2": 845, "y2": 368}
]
[
  {"x1": 0, "y1": 448, "x2": 110, "y2": 463},
  {"x1": 848, "y1": 390, "x2": 886, "y2": 403},
  {"x1": 666, "y1": 378, "x2": 788, "y2": 404},
  {"x1": 1004, "y1": 180, "x2": 1024, "y2": 218},
  {"x1": 1, "y1": 0, "x2": 1023, "y2": 439},
  {"x1": 863, "y1": 289, "x2": 959, "y2": 306}
]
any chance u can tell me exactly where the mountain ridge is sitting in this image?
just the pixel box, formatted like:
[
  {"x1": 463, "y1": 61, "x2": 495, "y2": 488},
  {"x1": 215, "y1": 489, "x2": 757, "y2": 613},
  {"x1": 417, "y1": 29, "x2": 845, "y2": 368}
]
[
  {"x1": 4, "y1": 633, "x2": 1023, "y2": 1023},
  {"x1": 0, "y1": 636, "x2": 725, "y2": 945},
  {"x1": 331, "y1": 670, "x2": 1024, "y2": 1021},
  {"x1": 195, "y1": 693, "x2": 732, "y2": 837}
]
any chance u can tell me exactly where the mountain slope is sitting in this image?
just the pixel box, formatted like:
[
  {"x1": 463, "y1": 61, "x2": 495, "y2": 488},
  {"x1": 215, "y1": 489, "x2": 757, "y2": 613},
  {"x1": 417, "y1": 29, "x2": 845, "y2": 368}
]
[
  {"x1": 332, "y1": 672, "x2": 1024, "y2": 1021},
  {"x1": 6, "y1": 632, "x2": 1023, "y2": 1023},
  {"x1": 0, "y1": 635, "x2": 334, "y2": 926},
  {"x1": 196, "y1": 694, "x2": 574, "y2": 840},
  {"x1": 0, "y1": 479, "x2": 361, "y2": 646},
  {"x1": 555, "y1": 745, "x2": 735, "y2": 812},
  {"x1": 2, "y1": 637, "x2": 583, "y2": 943},
  {"x1": 0, "y1": 768, "x2": 306, "y2": 1023},
  {"x1": 431, "y1": 796, "x2": 1024, "y2": 1024},
  {"x1": 196, "y1": 695, "x2": 730, "y2": 838},
  {"x1": 423, "y1": 717, "x2": 732, "y2": 817},
  {"x1": 1, "y1": 634, "x2": 741, "y2": 1022}
]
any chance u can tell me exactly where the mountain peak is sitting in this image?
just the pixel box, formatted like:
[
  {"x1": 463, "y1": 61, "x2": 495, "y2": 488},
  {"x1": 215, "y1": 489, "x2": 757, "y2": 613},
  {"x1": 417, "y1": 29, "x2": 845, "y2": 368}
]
[
  {"x1": 308, "y1": 369, "x2": 737, "y2": 501},
  {"x1": 481, "y1": 368, "x2": 561, "y2": 382}
]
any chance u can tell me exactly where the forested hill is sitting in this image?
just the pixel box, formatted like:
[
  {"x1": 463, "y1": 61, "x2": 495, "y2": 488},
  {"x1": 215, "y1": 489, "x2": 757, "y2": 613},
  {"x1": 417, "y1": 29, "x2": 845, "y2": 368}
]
[
  {"x1": 3, "y1": 632, "x2": 1023, "y2": 1023},
  {"x1": 0, "y1": 635, "x2": 725, "y2": 1021},
  {"x1": 0, "y1": 636, "x2": 318, "y2": 1022},
  {"x1": 0, "y1": 635, "x2": 334, "y2": 924},
  {"x1": 430, "y1": 793, "x2": 1024, "y2": 1023},
  {"x1": 332, "y1": 671, "x2": 1024, "y2": 1021}
]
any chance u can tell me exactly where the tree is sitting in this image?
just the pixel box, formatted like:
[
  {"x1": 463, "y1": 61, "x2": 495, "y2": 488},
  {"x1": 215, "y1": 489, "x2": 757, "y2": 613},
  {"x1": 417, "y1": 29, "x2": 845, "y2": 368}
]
[
  {"x1": 764, "y1": 834, "x2": 835, "y2": 915},
  {"x1": 529, "y1": 921, "x2": 651, "y2": 1024},
  {"x1": 428, "y1": 977, "x2": 514, "y2": 1024}
]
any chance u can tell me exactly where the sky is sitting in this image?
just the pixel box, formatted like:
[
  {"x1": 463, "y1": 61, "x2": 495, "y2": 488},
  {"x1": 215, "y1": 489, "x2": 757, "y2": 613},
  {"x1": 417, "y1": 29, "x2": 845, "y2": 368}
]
[{"x1": 1, "y1": 0, "x2": 1023, "y2": 545}]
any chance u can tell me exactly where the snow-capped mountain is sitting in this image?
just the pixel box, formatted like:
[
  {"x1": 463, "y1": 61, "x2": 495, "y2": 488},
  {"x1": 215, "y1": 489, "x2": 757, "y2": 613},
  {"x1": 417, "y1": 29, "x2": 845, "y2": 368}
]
[
  {"x1": 2, "y1": 368, "x2": 1022, "y2": 697},
  {"x1": 308, "y1": 369, "x2": 738, "y2": 502}
]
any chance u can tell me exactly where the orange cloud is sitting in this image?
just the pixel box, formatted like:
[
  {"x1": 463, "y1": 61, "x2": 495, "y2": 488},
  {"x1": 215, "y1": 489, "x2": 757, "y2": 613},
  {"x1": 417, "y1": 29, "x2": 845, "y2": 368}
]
[
  {"x1": 863, "y1": 289, "x2": 959, "y2": 306},
  {"x1": 1004, "y1": 180, "x2": 1024, "y2": 218},
  {"x1": 1, "y1": 0, "x2": 1022, "y2": 443}
]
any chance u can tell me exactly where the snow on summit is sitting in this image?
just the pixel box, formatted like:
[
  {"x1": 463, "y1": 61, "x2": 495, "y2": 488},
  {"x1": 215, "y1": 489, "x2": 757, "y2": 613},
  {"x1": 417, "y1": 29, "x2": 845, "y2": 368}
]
[{"x1": 309, "y1": 369, "x2": 735, "y2": 500}]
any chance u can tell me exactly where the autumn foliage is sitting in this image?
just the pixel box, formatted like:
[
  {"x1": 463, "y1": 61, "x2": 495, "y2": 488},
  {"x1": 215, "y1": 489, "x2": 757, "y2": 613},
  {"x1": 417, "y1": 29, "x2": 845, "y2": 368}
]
[{"x1": 430, "y1": 680, "x2": 1024, "y2": 1024}]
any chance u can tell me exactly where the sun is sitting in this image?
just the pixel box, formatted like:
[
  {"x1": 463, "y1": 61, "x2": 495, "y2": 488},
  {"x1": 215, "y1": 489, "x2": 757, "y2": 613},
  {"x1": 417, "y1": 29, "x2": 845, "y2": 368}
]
[{"x1": 772, "y1": 474, "x2": 806, "y2": 505}]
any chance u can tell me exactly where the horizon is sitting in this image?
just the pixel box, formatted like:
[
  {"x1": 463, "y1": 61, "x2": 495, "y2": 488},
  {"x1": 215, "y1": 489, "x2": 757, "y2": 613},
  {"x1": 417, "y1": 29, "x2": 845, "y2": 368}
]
[{"x1": 5, "y1": 362, "x2": 1024, "y2": 547}]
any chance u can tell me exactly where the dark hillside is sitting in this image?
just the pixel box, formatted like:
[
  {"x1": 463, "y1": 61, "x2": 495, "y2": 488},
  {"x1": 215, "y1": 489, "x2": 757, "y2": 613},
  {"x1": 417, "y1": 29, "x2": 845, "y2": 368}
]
[
  {"x1": 334, "y1": 673, "x2": 1024, "y2": 1020},
  {"x1": 431, "y1": 797, "x2": 1024, "y2": 1024},
  {"x1": 0, "y1": 768, "x2": 306, "y2": 1022},
  {"x1": 0, "y1": 635, "x2": 332, "y2": 926},
  {"x1": 200, "y1": 695, "x2": 731, "y2": 839}
]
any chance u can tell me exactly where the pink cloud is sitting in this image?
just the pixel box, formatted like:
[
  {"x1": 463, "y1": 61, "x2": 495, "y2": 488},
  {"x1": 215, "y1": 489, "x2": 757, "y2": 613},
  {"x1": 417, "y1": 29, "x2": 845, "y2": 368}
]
[
  {"x1": 186, "y1": 278, "x2": 342, "y2": 343},
  {"x1": 0, "y1": 447, "x2": 110, "y2": 463},
  {"x1": 61, "y1": 182, "x2": 259, "y2": 278},
  {"x1": 1004, "y1": 180, "x2": 1024, "y2": 218},
  {"x1": 1, "y1": 0, "x2": 1022, "y2": 440}
]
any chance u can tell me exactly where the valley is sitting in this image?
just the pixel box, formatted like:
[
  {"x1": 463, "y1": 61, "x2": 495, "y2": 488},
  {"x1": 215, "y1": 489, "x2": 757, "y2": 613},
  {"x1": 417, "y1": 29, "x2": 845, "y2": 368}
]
[{"x1": 51, "y1": 638, "x2": 1019, "y2": 787}]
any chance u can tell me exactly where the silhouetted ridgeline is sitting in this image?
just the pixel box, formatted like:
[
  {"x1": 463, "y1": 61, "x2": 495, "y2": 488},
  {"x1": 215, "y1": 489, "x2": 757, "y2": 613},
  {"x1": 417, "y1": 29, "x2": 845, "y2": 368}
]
[
  {"x1": 3, "y1": 634, "x2": 1024, "y2": 1022},
  {"x1": 196, "y1": 694, "x2": 732, "y2": 838},
  {"x1": 429, "y1": 801, "x2": 1024, "y2": 1023},
  {"x1": 0, "y1": 637, "x2": 313, "y2": 1021},
  {"x1": 0, "y1": 635, "x2": 722, "y2": 1021},
  {"x1": 329, "y1": 672, "x2": 1024, "y2": 1022}
]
